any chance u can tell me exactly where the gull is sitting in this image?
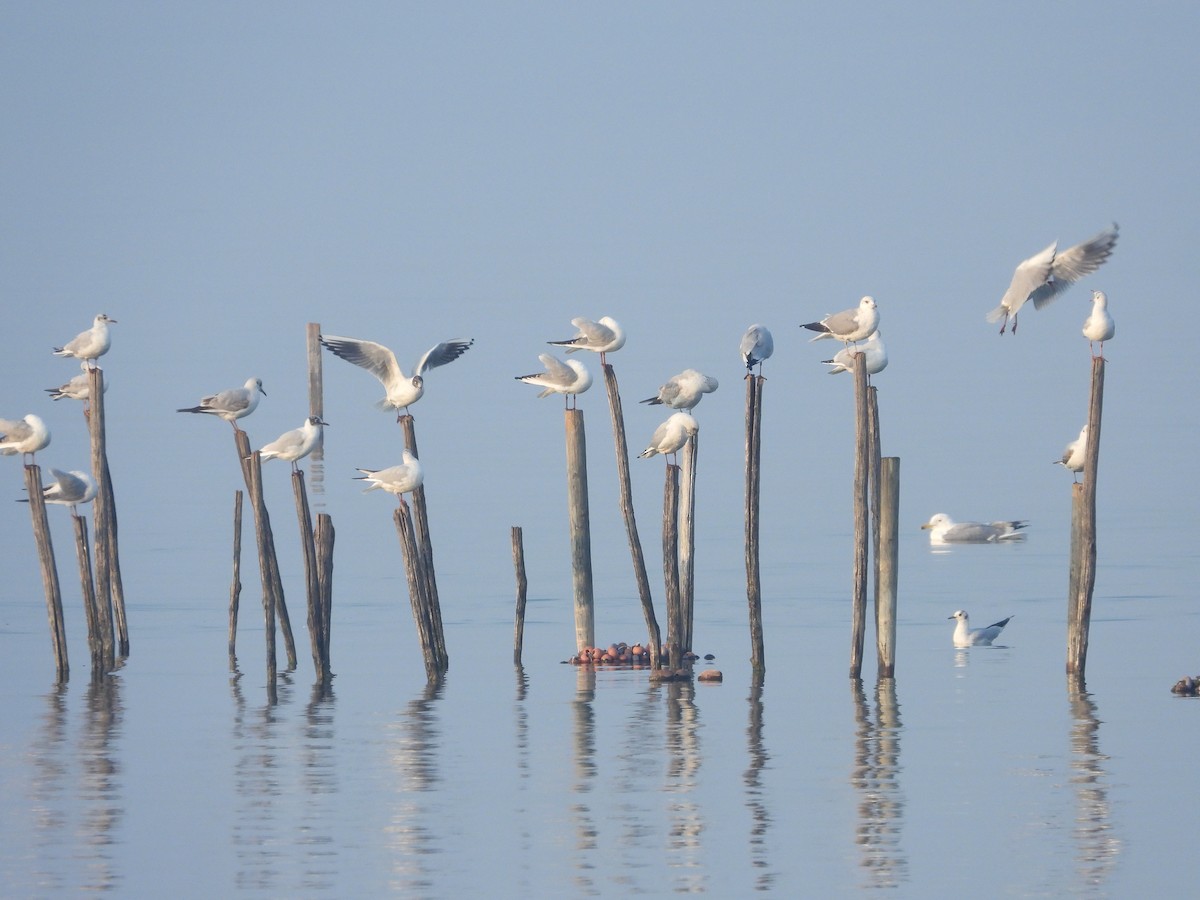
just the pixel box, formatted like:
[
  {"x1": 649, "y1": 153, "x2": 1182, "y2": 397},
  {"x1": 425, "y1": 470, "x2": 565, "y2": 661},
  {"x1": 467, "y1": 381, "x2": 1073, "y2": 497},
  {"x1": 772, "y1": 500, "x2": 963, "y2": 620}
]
[
  {"x1": 740, "y1": 324, "x2": 774, "y2": 375},
  {"x1": 987, "y1": 223, "x2": 1118, "y2": 335},
  {"x1": 23, "y1": 469, "x2": 97, "y2": 514},
  {"x1": 515, "y1": 353, "x2": 592, "y2": 408},
  {"x1": 801, "y1": 296, "x2": 879, "y2": 344},
  {"x1": 822, "y1": 331, "x2": 888, "y2": 377},
  {"x1": 177, "y1": 378, "x2": 265, "y2": 430},
  {"x1": 638, "y1": 412, "x2": 698, "y2": 463},
  {"x1": 46, "y1": 361, "x2": 108, "y2": 403},
  {"x1": 1083, "y1": 290, "x2": 1116, "y2": 357},
  {"x1": 948, "y1": 609, "x2": 1013, "y2": 647},
  {"x1": 321, "y1": 334, "x2": 473, "y2": 418},
  {"x1": 53, "y1": 313, "x2": 116, "y2": 367},
  {"x1": 355, "y1": 449, "x2": 424, "y2": 503},
  {"x1": 548, "y1": 316, "x2": 626, "y2": 365},
  {"x1": 258, "y1": 416, "x2": 327, "y2": 471},
  {"x1": 0, "y1": 414, "x2": 51, "y2": 463},
  {"x1": 1055, "y1": 424, "x2": 1088, "y2": 482},
  {"x1": 921, "y1": 513, "x2": 1027, "y2": 544},
  {"x1": 640, "y1": 369, "x2": 719, "y2": 410}
]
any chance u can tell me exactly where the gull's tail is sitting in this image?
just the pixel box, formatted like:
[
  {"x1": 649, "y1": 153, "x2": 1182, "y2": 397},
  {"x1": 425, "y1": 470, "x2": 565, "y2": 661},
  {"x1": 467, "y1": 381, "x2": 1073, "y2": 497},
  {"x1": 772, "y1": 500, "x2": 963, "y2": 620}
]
[{"x1": 985, "y1": 304, "x2": 1007, "y2": 324}]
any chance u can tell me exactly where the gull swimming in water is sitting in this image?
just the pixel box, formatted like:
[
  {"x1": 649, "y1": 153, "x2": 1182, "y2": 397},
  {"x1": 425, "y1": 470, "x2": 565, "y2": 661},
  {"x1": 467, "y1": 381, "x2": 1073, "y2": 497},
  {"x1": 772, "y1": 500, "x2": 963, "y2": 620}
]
[
  {"x1": 321, "y1": 334, "x2": 474, "y2": 418},
  {"x1": 987, "y1": 223, "x2": 1118, "y2": 334},
  {"x1": 640, "y1": 369, "x2": 719, "y2": 410},
  {"x1": 801, "y1": 296, "x2": 879, "y2": 344},
  {"x1": 548, "y1": 316, "x2": 626, "y2": 365},
  {"x1": 1083, "y1": 290, "x2": 1116, "y2": 357},
  {"x1": 355, "y1": 449, "x2": 424, "y2": 502},
  {"x1": 258, "y1": 416, "x2": 327, "y2": 471},
  {"x1": 740, "y1": 324, "x2": 774, "y2": 375},
  {"x1": 822, "y1": 332, "x2": 888, "y2": 377},
  {"x1": 53, "y1": 313, "x2": 116, "y2": 368},
  {"x1": 46, "y1": 362, "x2": 108, "y2": 403},
  {"x1": 515, "y1": 353, "x2": 592, "y2": 408},
  {"x1": 638, "y1": 412, "x2": 699, "y2": 463},
  {"x1": 23, "y1": 469, "x2": 97, "y2": 514},
  {"x1": 0, "y1": 414, "x2": 51, "y2": 463},
  {"x1": 177, "y1": 378, "x2": 265, "y2": 430},
  {"x1": 1055, "y1": 424, "x2": 1088, "y2": 481},
  {"x1": 948, "y1": 609, "x2": 1013, "y2": 647},
  {"x1": 921, "y1": 513, "x2": 1027, "y2": 544}
]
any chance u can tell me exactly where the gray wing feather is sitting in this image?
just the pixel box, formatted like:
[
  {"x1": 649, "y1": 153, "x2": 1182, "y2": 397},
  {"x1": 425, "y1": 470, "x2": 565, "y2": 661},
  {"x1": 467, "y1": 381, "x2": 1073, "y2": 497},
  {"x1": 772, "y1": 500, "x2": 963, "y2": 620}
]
[{"x1": 413, "y1": 339, "x2": 474, "y2": 377}]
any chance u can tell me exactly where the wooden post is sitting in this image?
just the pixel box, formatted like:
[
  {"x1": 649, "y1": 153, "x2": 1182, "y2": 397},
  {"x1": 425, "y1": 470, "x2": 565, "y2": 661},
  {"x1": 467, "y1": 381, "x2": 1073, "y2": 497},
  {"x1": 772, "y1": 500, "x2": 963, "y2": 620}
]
[
  {"x1": 877, "y1": 457, "x2": 899, "y2": 677},
  {"x1": 315, "y1": 513, "x2": 334, "y2": 667},
  {"x1": 229, "y1": 489, "x2": 243, "y2": 668},
  {"x1": 24, "y1": 465, "x2": 68, "y2": 680},
  {"x1": 1067, "y1": 357, "x2": 1105, "y2": 677},
  {"x1": 399, "y1": 415, "x2": 447, "y2": 670},
  {"x1": 293, "y1": 469, "x2": 326, "y2": 681},
  {"x1": 744, "y1": 375, "x2": 765, "y2": 676},
  {"x1": 1067, "y1": 483, "x2": 1083, "y2": 638},
  {"x1": 512, "y1": 525, "x2": 528, "y2": 665},
  {"x1": 679, "y1": 427, "x2": 698, "y2": 653},
  {"x1": 395, "y1": 499, "x2": 440, "y2": 680},
  {"x1": 306, "y1": 323, "x2": 325, "y2": 501},
  {"x1": 72, "y1": 513, "x2": 103, "y2": 668},
  {"x1": 235, "y1": 431, "x2": 277, "y2": 686},
  {"x1": 87, "y1": 368, "x2": 117, "y2": 668},
  {"x1": 602, "y1": 364, "x2": 661, "y2": 669},
  {"x1": 564, "y1": 408, "x2": 595, "y2": 651},
  {"x1": 850, "y1": 354, "x2": 869, "y2": 678},
  {"x1": 662, "y1": 463, "x2": 682, "y2": 669}
]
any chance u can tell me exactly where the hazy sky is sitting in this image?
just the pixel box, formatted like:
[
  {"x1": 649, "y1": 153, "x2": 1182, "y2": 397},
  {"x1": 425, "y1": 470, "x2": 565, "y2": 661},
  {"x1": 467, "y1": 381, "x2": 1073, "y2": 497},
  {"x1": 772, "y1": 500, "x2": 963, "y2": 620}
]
[{"x1": 2, "y1": 4, "x2": 1196, "y2": 628}]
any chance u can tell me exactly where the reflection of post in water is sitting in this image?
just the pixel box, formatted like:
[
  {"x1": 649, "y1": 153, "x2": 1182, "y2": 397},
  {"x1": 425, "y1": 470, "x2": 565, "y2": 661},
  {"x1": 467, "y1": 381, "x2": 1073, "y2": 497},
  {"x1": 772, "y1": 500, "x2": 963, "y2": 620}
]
[
  {"x1": 1067, "y1": 683, "x2": 1119, "y2": 888},
  {"x1": 386, "y1": 678, "x2": 445, "y2": 893},
  {"x1": 568, "y1": 667, "x2": 598, "y2": 892},
  {"x1": 663, "y1": 679, "x2": 703, "y2": 893},
  {"x1": 850, "y1": 677, "x2": 907, "y2": 889},
  {"x1": 28, "y1": 685, "x2": 69, "y2": 889},
  {"x1": 744, "y1": 681, "x2": 775, "y2": 890},
  {"x1": 80, "y1": 675, "x2": 124, "y2": 891}
]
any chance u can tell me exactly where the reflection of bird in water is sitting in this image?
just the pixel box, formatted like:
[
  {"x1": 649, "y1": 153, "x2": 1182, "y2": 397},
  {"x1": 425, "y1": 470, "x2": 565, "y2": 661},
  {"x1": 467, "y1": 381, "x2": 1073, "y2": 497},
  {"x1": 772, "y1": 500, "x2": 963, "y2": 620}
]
[{"x1": 948, "y1": 609, "x2": 1012, "y2": 647}]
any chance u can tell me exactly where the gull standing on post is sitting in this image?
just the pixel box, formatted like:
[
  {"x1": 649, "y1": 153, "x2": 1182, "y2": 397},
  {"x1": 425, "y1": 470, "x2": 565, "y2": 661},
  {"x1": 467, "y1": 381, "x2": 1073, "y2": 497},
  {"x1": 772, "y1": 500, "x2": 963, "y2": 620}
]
[
  {"x1": 822, "y1": 331, "x2": 888, "y2": 378},
  {"x1": 258, "y1": 416, "x2": 327, "y2": 471},
  {"x1": 640, "y1": 369, "x2": 719, "y2": 410},
  {"x1": 0, "y1": 414, "x2": 51, "y2": 463},
  {"x1": 740, "y1": 324, "x2": 774, "y2": 375},
  {"x1": 948, "y1": 609, "x2": 1013, "y2": 647},
  {"x1": 320, "y1": 334, "x2": 473, "y2": 419},
  {"x1": 46, "y1": 361, "x2": 108, "y2": 403},
  {"x1": 1083, "y1": 290, "x2": 1116, "y2": 357},
  {"x1": 26, "y1": 469, "x2": 97, "y2": 514},
  {"x1": 177, "y1": 378, "x2": 265, "y2": 431},
  {"x1": 801, "y1": 296, "x2": 879, "y2": 345},
  {"x1": 1055, "y1": 425, "x2": 1088, "y2": 482},
  {"x1": 548, "y1": 316, "x2": 625, "y2": 365},
  {"x1": 53, "y1": 313, "x2": 116, "y2": 368},
  {"x1": 355, "y1": 449, "x2": 424, "y2": 503},
  {"x1": 638, "y1": 412, "x2": 699, "y2": 464},
  {"x1": 515, "y1": 353, "x2": 592, "y2": 408},
  {"x1": 987, "y1": 224, "x2": 1118, "y2": 334}
]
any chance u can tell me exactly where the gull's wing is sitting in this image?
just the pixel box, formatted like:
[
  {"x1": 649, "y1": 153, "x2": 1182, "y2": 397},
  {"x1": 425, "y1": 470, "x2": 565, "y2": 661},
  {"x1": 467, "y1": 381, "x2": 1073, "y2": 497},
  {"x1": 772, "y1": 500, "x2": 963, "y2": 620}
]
[
  {"x1": 572, "y1": 318, "x2": 615, "y2": 345},
  {"x1": 413, "y1": 338, "x2": 474, "y2": 377},
  {"x1": 0, "y1": 418, "x2": 32, "y2": 441},
  {"x1": 203, "y1": 387, "x2": 252, "y2": 413},
  {"x1": 1032, "y1": 224, "x2": 1118, "y2": 310},
  {"x1": 321, "y1": 335, "x2": 405, "y2": 386},
  {"x1": 538, "y1": 353, "x2": 576, "y2": 385}
]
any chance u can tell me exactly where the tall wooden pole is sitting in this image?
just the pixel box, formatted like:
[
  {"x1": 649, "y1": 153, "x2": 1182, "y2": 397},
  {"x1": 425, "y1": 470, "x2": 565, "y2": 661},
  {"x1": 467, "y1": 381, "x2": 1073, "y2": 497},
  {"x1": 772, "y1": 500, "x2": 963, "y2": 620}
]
[
  {"x1": 399, "y1": 415, "x2": 447, "y2": 670},
  {"x1": 87, "y1": 368, "x2": 117, "y2": 668},
  {"x1": 662, "y1": 463, "x2": 681, "y2": 669},
  {"x1": 1067, "y1": 357, "x2": 1105, "y2": 677},
  {"x1": 744, "y1": 375, "x2": 765, "y2": 676},
  {"x1": 315, "y1": 513, "x2": 334, "y2": 666},
  {"x1": 229, "y1": 489, "x2": 243, "y2": 668},
  {"x1": 877, "y1": 457, "x2": 900, "y2": 677},
  {"x1": 306, "y1": 323, "x2": 325, "y2": 500},
  {"x1": 512, "y1": 526, "x2": 528, "y2": 666},
  {"x1": 679, "y1": 428, "x2": 698, "y2": 653},
  {"x1": 293, "y1": 469, "x2": 327, "y2": 681},
  {"x1": 72, "y1": 513, "x2": 103, "y2": 668},
  {"x1": 395, "y1": 499, "x2": 440, "y2": 680},
  {"x1": 564, "y1": 408, "x2": 595, "y2": 651},
  {"x1": 850, "y1": 354, "x2": 869, "y2": 678},
  {"x1": 24, "y1": 465, "x2": 68, "y2": 680}
]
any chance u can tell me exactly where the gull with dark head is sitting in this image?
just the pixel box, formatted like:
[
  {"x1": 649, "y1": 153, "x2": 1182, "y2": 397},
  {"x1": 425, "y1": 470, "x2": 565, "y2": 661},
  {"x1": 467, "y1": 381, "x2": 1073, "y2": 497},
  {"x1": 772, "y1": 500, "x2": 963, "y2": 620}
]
[
  {"x1": 801, "y1": 296, "x2": 879, "y2": 345},
  {"x1": 320, "y1": 334, "x2": 473, "y2": 419},
  {"x1": 53, "y1": 313, "x2": 116, "y2": 368},
  {"x1": 177, "y1": 378, "x2": 265, "y2": 431},
  {"x1": 548, "y1": 316, "x2": 625, "y2": 365},
  {"x1": 948, "y1": 609, "x2": 1013, "y2": 647},
  {"x1": 640, "y1": 369, "x2": 718, "y2": 410},
  {"x1": 259, "y1": 416, "x2": 327, "y2": 471},
  {"x1": 516, "y1": 353, "x2": 592, "y2": 408}
]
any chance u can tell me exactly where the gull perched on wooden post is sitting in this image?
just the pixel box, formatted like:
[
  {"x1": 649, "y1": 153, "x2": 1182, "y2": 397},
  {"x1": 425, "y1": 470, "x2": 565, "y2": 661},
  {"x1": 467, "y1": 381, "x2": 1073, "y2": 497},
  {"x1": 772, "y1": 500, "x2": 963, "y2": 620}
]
[
  {"x1": 801, "y1": 296, "x2": 879, "y2": 345},
  {"x1": 548, "y1": 316, "x2": 626, "y2": 365},
  {"x1": 640, "y1": 369, "x2": 719, "y2": 410},
  {"x1": 258, "y1": 416, "x2": 327, "y2": 471},
  {"x1": 53, "y1": 313, "x2": 116, "y2": 368},
  {"x1": 355, "y1": 449, "x2": 424, "y2": 504},
  {"x1": 740, "y1": 324, "x2": 774, "y2": 375},
  {"x1": 0, "y1": 414, "x2": 51, "y2": 464},
  {"x1": 27, "y1": 469, "x2": 97, "y2": 514},
  {"x1": 822, "y1": 332, "x2": 888, "y2": 378},
  {"x1": 1055, "y1": 425, "x2": 1088, "y2": 482},
  {"x1": 638, "y1": 412, "x2": 698, "y2": 465},
  {"x1": 515, "y1": 353, "x2": 592, "y2": 409},
  {"x1": 320, "y1": 334, "x2": 474, "y2": 419},
  {"x1": 177, "y1": 378, "x2": 265, "y2": 431},
  {"x1": 1082, "y1": 290, "x2": 1116, "y2": 357}
]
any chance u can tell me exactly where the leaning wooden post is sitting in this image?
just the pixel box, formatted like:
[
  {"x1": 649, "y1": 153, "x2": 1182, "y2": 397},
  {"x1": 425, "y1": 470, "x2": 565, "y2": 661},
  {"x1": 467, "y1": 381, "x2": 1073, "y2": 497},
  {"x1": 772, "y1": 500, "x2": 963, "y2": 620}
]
[
  {"x1": 565, "y1": 408, "x2": 595, "y2": 652},
  {"x1": 877, "y1": 457, "x2": 900, "y2": 677},
  {"x1": 86, "y1": 368, "x2": 116, "y2": 667},
  {"x1": 850, "y1": 353, "x2": 869, "y2": 679},
  {"x1": 679, "y1": 426, "x2": 698, "y2": 653},
  {"x1": 1067, "y1": 484, "x2": 1083, "y2": 638},
  {"x1": 315, "y1": 513, "x2": 334, "y2": 667},
  {"x1": 395, "y1": 499, "x2": 440, "y2": 680},
  {"x1": 602, "y1": 364, "x2": 661, "y2": 668},
  {"x1": 306, "y1": 323, "x2": 325, "y2": 498},
  {"x1": 25, "y1": 465, "x2": 68, "y2": 680},
  {"x1": 662, "y1": 463, "x2": 682, "y2": 669},
  {"x1": 235, "y1": 431, "x2": 277, "y2": 686},
  {"x1": 744, "y1": 375, "x2": 765, "y2": 676},
  {"x1": 229, "y1": 489, "x2": 243, "y2": 668},
  {"x1": 1067, "y1": 357, "x2": 1105, "y2": 677},
  {"x1": 398, "y1": 416, "x2": 447, "y2": 671},
  {"x1": 293, "y1": 469, "x2": 326, "y2": 681},
  {"x1": 512, "y1": 526, "x2": 528, "y2": 666},
  {"x1": 72, "y1": 513, "x2": 103, "y2": 668}
]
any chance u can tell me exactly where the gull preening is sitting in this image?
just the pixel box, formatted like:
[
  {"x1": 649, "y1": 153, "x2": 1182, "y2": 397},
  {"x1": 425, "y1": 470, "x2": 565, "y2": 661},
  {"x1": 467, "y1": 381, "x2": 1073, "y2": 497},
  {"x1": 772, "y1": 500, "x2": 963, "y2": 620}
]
[
  {"x1": 320, "y1": 334, "x2": 474, "y2": 418},
  {"x1": 948, "y1": 609, "x2": 1013, "y2": 647},
  {"x1": 53, "y1": 313, "x2": 116, "y2": 367},
  {"x1": 548, "y1": 316, "x2": 626, "y2": 365},
  {"x1": 987, "y1": 223, "x2": 1118, "y2": 335},
  {"x1": 740, "y1": 324, "x2": 774, "y2": 375},
  {"x1": 0, "y1": 414, "x2": 51, "y2": 463},
  {"x1": 1055, "y1": 425, "x2": 1088, "y2": 481},
  {"x1": 801, "y1": 296, "x2": 879, "y2": 345},
  {"x1": 177, "y1": 378, "x2": 266, "y2": 430},
  {"x1": 822, "y1": 332, "x2": 888, "y2": 377},
  {"x1": 515, "y1": 353, "x2": 592, "y2": 408},
  {"x1": 46, "y1": 362, "x2": 108, "y2": 403},
  {"x1": 258, "y1": 416, "x2": 327, "y2": 471},
  {"x1": 1083, "y1": 290, "x2": 1116, "y2": 357},
  {"x1": 355, "y1": 449, "x2": 424, "y2": 503},
  {"x1": 640, "y1": 369, "x2": 719, "y2": 410},
  {"x1": 638, "y1": 412, "x2": 698, "y2": 462},
  {"x1": 921, "y1": 513, "x2": 1027, "y2": 544},
  {"x1": 29, "y1": 469, "x2": 97, "y2": 514}
]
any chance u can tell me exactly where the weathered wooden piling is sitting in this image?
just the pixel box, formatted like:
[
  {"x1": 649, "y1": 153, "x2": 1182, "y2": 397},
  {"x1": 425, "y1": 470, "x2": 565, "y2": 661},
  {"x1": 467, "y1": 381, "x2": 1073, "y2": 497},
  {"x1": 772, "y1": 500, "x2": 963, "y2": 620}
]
[
  {"x1": 876, "y1": 457, "x2": 900, "y2": 677},
  {"x1": 662, "y1": 463, "x2": 682, "y2": 669},
  {"x1": 744, "y1": 375, "x2": 765, "y2": 676},
  {"x1": 679, "y1": 427, "x2": 698, "y2": 653},
  {"x1": 512, "y1": 525, "x2": 528, "y2": 666},
  {"x1": 24, "y1": 465, "x2": 68, "y2": 680},
  {"x1": 564, "y1": 408, "x2": 595, "y2": 651},
  {"x1": 306, "y1": 323, "x2": 326, "y2": 501},
  {"x1": 399, "y1": 416, "x2": 447, "y2": 669},
  {"x1": 72, "y1": 512, "x2": 103, "y2": 668},
  {"x1": 315, "y1": 513, "x2": 334, "y2": 664},
  {"x1": 602, "y1": 364, "x2": 661, "y2": 668},
  {"x1": 395, "y1": 499, "x2": 443, "y2": 679},
  {"x1": 293, "y1": 469, "x2": 327, "y2": 681},
  {"x1": 229, "y1": 489, "x2": 243, "y2": 667},
  {"x1": 87, "y1": 367, "x2": 120, "y2": 664},
  {"x1": 1067, "y1": 357, "x2": 1105, "y2": 677},
  {"x1": 850, "y1": 354, "x2": 869, "y2": 679}
]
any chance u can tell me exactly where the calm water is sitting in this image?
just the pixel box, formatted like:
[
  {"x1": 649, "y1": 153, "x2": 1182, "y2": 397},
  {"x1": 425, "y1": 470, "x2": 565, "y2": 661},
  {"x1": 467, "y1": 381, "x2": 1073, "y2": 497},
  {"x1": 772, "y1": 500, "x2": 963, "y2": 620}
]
[{"x1": 1, "y1": 513, "x2": 1197, "y2": 897}]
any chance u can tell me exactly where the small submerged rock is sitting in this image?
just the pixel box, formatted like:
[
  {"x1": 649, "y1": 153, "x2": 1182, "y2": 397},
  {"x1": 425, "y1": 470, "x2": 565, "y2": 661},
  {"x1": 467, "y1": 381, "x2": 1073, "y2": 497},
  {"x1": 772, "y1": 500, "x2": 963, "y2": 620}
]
[{"x1": 697, "y1": 669, "x2": 723, "y2": 683}]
